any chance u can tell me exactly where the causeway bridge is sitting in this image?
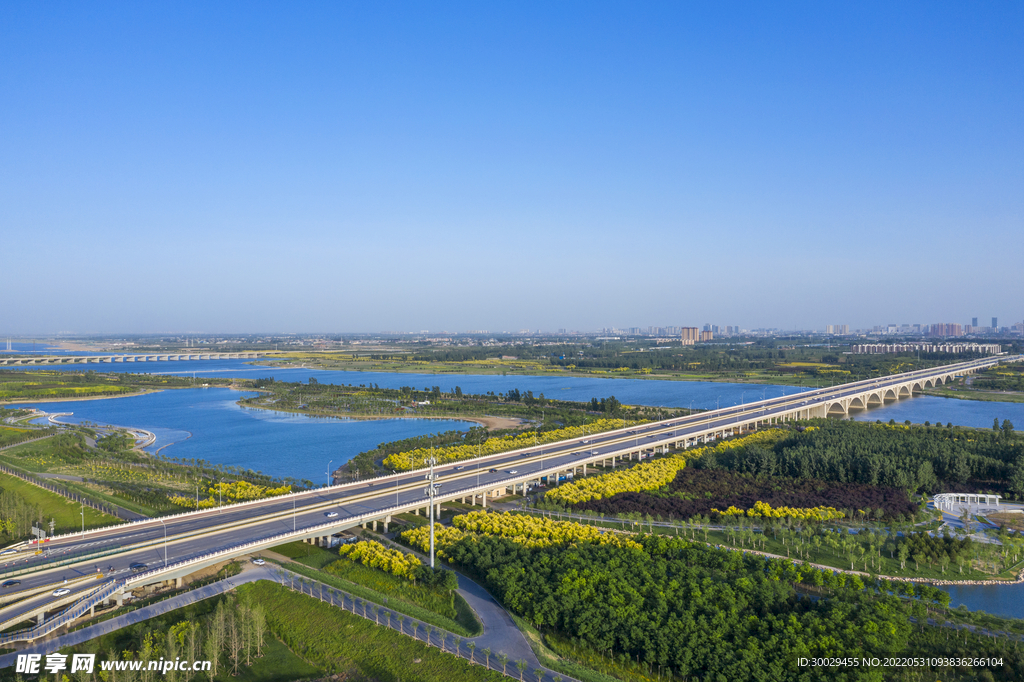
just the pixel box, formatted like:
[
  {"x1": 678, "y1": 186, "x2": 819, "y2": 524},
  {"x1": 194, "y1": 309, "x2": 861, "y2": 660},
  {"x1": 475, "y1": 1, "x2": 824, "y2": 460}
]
[
  {"x1": 0, "y1": 352, "x2": 260, "y2": 366},
  {"x1": 0, "y1": 355, "x2": 1019, "y2": 643}
]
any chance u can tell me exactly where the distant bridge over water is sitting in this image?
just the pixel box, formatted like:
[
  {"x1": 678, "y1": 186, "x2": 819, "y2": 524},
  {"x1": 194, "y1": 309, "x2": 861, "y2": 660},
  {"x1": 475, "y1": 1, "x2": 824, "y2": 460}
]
[{"x1": 0, "y1": 353, "x2": 260, "y2": 366}]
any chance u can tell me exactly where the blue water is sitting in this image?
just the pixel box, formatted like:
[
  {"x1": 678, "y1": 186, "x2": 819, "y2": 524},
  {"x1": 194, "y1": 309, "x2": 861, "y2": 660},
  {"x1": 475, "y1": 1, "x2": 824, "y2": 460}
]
[
  {"x1": 1, "y1": 341, "x2": 68, "y2": 354},
  {"x1": 850, "y1": 394, "x2": 1024, "y2": 430},
  {"x1": 940, "y1": 582, "x2": 1024, "y2": 621},
  {"x1": 16, "y1": 387, "x2": 472, "y2": 483}
]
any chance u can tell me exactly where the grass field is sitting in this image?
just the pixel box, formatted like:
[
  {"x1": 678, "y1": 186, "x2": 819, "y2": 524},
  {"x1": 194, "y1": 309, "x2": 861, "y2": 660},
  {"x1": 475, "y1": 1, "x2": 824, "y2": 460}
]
[
  {"x1": 226, "y1": 636, "x2": 320, "y2": 682},
  {"x1": 240, "y1": 580, "x2": 504, "y2": 682},
  {"x1": 0, "y1": 471, "x2": 114, "y2": 534},
  {"x1": 0, "y1": 427, "x2": 47, "y2": 449},
  {"x1": 269, "y1": 541, "x2": 480, "y2": 636},
  {"x1": 922, "y1": 387, "x2": 1024, "y2": 404}
]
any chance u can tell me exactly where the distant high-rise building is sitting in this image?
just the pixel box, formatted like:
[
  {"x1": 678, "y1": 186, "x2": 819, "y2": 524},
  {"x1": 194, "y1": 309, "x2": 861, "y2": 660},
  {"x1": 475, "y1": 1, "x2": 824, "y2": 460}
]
[
  {"x1": 703, "y1": 324, "x2": 711, "y2": 332},
  {"x1": 825, "y1": 325, "x2": 834, "y2": 334},
  {"x1": 680, "y1": 327, "x2": 699, "y2": 345},
  {"x1": 700, "y1": 330, "x2": 713, "y2": 342},
  {"x1": 929, "y1": 323, "x2": 963, "y2": 337},
  {"x1": 972, "y1": 317, "x2": 978, "y2": 327},
  {"x1": 993, "y1": 317, "x2": 998, "y2": 329}
]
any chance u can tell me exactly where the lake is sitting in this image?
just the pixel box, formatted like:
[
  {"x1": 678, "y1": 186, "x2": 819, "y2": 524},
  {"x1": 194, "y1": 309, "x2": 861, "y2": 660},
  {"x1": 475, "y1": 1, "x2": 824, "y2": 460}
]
[{"x1": 17, "y1": 387, "x2": 473, "y2": 484}]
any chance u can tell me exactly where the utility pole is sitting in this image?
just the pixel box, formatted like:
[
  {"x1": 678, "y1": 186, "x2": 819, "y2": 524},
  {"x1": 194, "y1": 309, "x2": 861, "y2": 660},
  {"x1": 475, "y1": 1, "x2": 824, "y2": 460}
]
[
  {"x1": 424, "y1": 455, "x2": 441, "y2": 569},
  {"x1": 80, "y1": 503, "x2": 84, "y2": 534}
]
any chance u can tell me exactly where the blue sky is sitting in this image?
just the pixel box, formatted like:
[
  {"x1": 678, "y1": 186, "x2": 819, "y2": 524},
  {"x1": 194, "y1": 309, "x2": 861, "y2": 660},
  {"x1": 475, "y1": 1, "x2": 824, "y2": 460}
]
[{"x1": 2, "y1": 2, "x2": 1021, "y2": 334}]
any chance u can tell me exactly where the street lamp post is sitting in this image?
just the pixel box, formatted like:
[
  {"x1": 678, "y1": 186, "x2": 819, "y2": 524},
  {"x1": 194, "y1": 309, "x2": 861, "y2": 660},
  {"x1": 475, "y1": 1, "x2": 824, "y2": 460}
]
[
  {"x1": 424, "y1": 456, "x2": 441, "y2": 569},
  {"x1": 327, "y1": 459, "x2": 333, "y2": 488},
  {"x1": 80, "y1": 503, "x2": 84, "y2": 535}
]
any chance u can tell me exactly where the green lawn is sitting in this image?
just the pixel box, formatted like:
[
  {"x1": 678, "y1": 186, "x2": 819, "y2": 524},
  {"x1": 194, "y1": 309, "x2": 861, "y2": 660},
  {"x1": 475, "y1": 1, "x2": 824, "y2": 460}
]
[
  {"x1": 269, "y1": 540, "x2": 338, "y2": 568},
  {"x1": 240, "y1": 580, "x2": 505, "y2": 682},
  {"x1": 223, "y1": 636, "x2": 320, "y2": 682},
  {"x1": 0, "y1": 471, "x2": 115, "y2": 535}
]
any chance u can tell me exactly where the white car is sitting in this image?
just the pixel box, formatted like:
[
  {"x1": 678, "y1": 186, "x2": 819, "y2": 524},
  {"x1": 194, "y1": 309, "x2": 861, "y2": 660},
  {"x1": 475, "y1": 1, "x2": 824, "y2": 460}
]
[
  {"x1": 252, "y1": 558, "x2": 266, "y2": 566},
  {"x1": 507, "y1": 470, "x2": 518, "y2": 474},
  {"x1": 325, "y1": 511, "x2": 339, "y2": 518},
  {"x1": 52, "y1": 588, "x2": 71, "y2": 597}
]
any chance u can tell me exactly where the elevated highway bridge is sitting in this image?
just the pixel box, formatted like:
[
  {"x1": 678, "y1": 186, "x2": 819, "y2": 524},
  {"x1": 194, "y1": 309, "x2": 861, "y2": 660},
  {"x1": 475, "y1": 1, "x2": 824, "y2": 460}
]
[
  {"x1": 0, "y1": 352, "x2": 260, "y2": 366},
  {"x1": 0, "y1": 355, "x2": 1019, "y2": 643}
]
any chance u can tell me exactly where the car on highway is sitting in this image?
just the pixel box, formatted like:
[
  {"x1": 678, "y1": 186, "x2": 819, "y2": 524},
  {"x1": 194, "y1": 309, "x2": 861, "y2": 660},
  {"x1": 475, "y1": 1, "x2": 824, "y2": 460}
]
[
  {"x1": 581, "y1": 440, "x2": 589, "y2": 444},
  {"x1": 252, "y1": 558, "x2": 266, "y2": 566},
  {"x1": 130, "y1": 562, "x2": 147, "y2": 572},
  {"x1": 325, "y1": 511, "x2": 339, "y2": 518},
  {"x1": 1, "y1": 579, "x2": 20, "y2": 588},
  {"x1": 507, "y1": 470, "x2": 518, "y2": 474},
  {"x1": 489, "y1": 468, "x2": 498, "y2": 473},
  {"x1": 454, "y1": 466, "x2": 465, "y2": 471},
  {"x1": 0, "y1": 549, "x2": 17, "y2": 556},
  {"x1": 52, "y1": 588, "x2": 71, "y2": 597}
]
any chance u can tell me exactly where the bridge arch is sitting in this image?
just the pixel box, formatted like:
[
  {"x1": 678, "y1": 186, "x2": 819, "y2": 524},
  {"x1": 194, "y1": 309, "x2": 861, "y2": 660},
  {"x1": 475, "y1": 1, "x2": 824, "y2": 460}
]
[{"x1": 826, "y1": 402, "x2": 848, "y2": 417}]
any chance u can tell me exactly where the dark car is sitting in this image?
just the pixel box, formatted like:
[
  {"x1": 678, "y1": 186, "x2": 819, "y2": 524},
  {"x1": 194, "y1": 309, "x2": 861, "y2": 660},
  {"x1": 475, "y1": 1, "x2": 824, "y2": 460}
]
[
  {"x1": 1, "y1": 579, "x2": 20, "y2": 588},
  {"x1": 129, "y1": 562, "x2": 147, "y2": 572},
  {"x1": 489, "y1": 468, "x2": 498, "y2": 473}
]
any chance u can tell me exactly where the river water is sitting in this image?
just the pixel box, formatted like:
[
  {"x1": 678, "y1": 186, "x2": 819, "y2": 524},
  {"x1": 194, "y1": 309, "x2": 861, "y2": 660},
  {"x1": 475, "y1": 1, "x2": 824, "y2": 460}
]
[{"x1": 8, "y1": 358, "x2": 1024, "y2": 617}]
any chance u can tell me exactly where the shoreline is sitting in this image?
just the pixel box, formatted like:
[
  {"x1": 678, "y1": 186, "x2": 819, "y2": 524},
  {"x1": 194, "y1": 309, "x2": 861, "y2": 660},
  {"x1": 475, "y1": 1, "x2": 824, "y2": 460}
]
[
  {"x1": 239, "y1": 402, "x2": 526, "y2": 431},
  {"x1": 0, "y1": 388, "x2": 164, "y2": 405}
]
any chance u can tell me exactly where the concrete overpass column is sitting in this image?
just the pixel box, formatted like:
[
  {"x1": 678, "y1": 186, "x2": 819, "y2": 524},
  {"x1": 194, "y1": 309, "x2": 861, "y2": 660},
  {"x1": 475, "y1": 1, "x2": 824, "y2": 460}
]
[
  {"x1": 414, "y1": 508, "x2": 419, "y2": 515},
  {"x1": 582, "y1": 464, "x2": 587, "y2": 475},
  {"x1": 481, "y1": 491, "x2": 487, "y2": 508},
  {"x1": 383, "y1": 515, "x2": 391, "y2": 532},
  {"x1": 372, "y1": 520, "x2": 378, "y2": 532},
  {"x1": 37, "y1": 613, "x2": 45, "y2": 625},
  {"x1": 176, "y1": 577, "x2": 184, "y2": 588}
]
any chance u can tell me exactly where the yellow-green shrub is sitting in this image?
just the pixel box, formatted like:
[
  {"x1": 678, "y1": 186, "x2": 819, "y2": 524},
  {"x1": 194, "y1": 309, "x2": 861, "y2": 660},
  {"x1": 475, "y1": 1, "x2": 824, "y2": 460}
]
[
  {"x1": 383, "y1": 419, "x2": 644, "y2": 471},
  {"x1": 545, "y1": 429, "x2": 787, "y2": 505},
  {"x1": 336, "y1": 540, "x2": 421, "y2": 579}
]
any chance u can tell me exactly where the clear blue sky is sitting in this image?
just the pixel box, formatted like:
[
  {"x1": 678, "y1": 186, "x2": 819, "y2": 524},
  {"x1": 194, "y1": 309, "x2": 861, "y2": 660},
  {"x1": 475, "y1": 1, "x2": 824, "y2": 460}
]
[{"x1": 2, "y1": 2, "x2": 1021, "y2": 334}]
